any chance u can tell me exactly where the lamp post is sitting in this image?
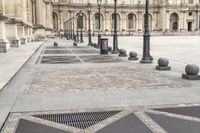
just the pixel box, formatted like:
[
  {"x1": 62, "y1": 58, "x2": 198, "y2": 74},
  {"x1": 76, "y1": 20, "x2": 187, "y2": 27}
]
[
  {"x1": 79, "y1": 0, "x2": 84, "y2": 43},
  {"x1": 112, "y1": 0, "x2": 119, "y2": 54},
  {"x1": 97, "y1": 0, "x2": 102, "y2": 48},
  {"x1": 80, "y1": 11, "x2": 84, "y2": 43},
  {"x1": 88, "y1": 4, "x2": 92, "y2": 46},
  {"x1": 140, "y1": 0, "x2": 152, "y2": 63},
  {"x1": 76, "y1": 14, "x2": 80, "y2": 42},
  {"x1": 72, "y1": 13, "x2": 76, "y2": 42}
]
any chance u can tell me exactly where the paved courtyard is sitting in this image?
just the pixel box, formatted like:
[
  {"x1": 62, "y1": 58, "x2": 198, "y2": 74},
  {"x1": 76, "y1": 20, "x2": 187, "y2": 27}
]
[{"x1": 1, "y1": 36, "x2": 200, "y2": 133}]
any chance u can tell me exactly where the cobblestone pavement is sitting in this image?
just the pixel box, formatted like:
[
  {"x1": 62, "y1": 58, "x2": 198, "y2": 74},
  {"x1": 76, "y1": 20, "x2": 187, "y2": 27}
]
[{"x1": 1, "y1": 37, "x2": 200, "y2": 133}]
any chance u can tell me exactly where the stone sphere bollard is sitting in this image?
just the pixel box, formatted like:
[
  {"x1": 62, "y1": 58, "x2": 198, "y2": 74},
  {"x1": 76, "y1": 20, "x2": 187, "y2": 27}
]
[
  {"x1": 185, "y1": 64, "x2": 199, "y2": 75},
  {"x1": 119, "y1": 49, "x2": 127, "y2": 57},
  {"x1": 182, "y1": 64, "x2": 200, "y2": 80},
  {"x1": 54, "y1": 42, "x2": 58, "y2": 47},
  {"x1": 128, "y1": 51, "x2": 138, "y2": 60},
  {"x1": 156, "y1": 57, "x2": 171, "y2": 70},
  {"x1": 108, "y1": 46, "x2": 112, "y2": 52},
  {"x1": 150, "y1": 55, "x2": 154, "y2": 61},
  {"x1": 158, "y1": 58, "x2": 169, "y2": 66}
]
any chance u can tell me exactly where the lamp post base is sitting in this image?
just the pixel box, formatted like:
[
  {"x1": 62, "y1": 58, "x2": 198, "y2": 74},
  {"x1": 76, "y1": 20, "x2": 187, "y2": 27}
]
[{"x1": 140, "y1": 57, "x2": 152, "y2": 63}]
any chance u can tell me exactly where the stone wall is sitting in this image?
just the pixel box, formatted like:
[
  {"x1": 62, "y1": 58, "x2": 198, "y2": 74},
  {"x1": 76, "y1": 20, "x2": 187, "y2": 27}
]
[
  {"x1": 0, "y1": 0, "x2": 54, "y2": 53},
  {"x1": 53, "y1": 0, "x2": 200, "y2": 36}
]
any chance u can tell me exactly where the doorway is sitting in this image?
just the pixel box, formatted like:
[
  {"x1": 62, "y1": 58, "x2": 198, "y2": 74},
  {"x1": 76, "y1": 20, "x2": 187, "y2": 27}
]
[{"x1": 188, "y1": 22, "x2": 192, "y2": 31}]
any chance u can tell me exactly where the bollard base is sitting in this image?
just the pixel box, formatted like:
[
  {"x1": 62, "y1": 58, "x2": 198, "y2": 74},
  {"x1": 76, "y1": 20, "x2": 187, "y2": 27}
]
[
  {"x1": 118, "y1": 54, "x2": 127, "y2": 57},
  {"x1": 182, "y1": 74, "x2": 200, "y2": 80},
  {"x1": 128, "y1": 57, "x2": 138, "y2": 61},
  {"x1": 156, "y1": 66, "x2": 171, "y2": 70},
  {"x1": 73, "y1": 42, "x2": 78, "y2": 47}
]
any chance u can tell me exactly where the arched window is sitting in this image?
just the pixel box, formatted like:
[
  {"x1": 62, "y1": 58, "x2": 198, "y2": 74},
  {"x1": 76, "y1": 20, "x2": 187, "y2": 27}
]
[
  {"x1": 111, "y1": 13, "x2": 120, "y2": 31},
  {"x1": 94, "y1": 13, "x2": 103, "y2": 31},
  {"x1": 170, "y1": 13, "x2": 179, "y2": 31},
  {"x1": 53, "y1": 12, "x2": 58, "y2": 30},
  {"x1": 128, "y1": 14, "x2": 133, "y2": 29},
  {"x1": 95, "y1": 13, "x2": 100, "y2": 30}
]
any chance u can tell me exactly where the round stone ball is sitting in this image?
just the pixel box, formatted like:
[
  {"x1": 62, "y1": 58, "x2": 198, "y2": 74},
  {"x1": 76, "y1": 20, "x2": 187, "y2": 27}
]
[
  {"x1": 119, "y1": 49, "x2": 126, "y2": 54},
  {"x1": 158, "y1": 58, "x2": 169, "y2": 66},
  {"x1": 185, "y1": 64, "x2": 199, "y2": 75},
  {"x1": 108, "y1": 46, "x2": 112, "y2": 51},
  {"x1": 129, "y1": 51, "x2": 137, "y2": 58},
  {"x1": 150, "y1": 55, "x2": 154, "y2": 61}
]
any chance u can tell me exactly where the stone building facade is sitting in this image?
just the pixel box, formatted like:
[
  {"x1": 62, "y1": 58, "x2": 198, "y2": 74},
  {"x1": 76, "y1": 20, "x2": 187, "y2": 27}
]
[
  {"x1": 52, "y1": 0, "x2": 200, "y2": 36},
  {"x1": 0, "y1": 0, "x2": 53, "y2": 53}
]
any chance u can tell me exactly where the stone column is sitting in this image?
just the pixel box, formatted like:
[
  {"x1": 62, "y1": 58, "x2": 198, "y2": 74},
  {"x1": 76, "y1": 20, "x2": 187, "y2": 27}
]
[
  {"x1": 16, "y1": 0, "x2": 27, "y2": 45},
  {"x1": 5, "y1": 0, "x2": 21, "y2": 47},
  {"x1": 34, "y1": 0, "x2": 46, "y2": 40},
  {"x1": 45, "y1": 1, "x2": 53, "y2": 37},
  {"x1": 18, "y1": 24, "x2": 27, "y2": 44},
  {"x1": 0, "y1": 0, "x2": 10, "y2": 52}
]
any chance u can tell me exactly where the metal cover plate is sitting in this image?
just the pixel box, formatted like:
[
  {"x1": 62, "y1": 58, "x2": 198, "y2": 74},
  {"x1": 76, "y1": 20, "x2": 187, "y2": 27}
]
[
  {"x1": 32, "y1": 110, "x2": 121, "y2": 129},
  {"x1": 97, "y1": 113, "x2": 153, "y2": 133},
  {"x1": 40, "y1": 56, "x2": 81, "y2": 64},
  {"x1": 43, "y1": 50, "x2": 72, "y2": 54},
  {"x1": 154, "y1": 106, "x2": 200, "y2": 118},
  {"x1": 80, "y1": 55, "x2": 122, "y2": 63},
  {"x1": 15, "y1": 119, "x2": 70, "y2": 133},
  {"x1": 72, "y1": 50, "x2": 98, "y2": 54},
  {"x1": 147, "y1": 113, "x2": 200, "y2": 133},
  {"x1": 45, "y1": 46, "x2": 67, "y2": 49}
]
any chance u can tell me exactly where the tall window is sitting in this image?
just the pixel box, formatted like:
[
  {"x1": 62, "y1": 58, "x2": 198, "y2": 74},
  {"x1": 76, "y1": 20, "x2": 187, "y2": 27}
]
[
  {"x1": 95, "y1": 13, "x2": 100, "y2": 30},
  {"x1": 128, "y1": 14, "x2": 133, "y2": 29},
  {"x1": 112, "y1": 14, "x2": 115, "y2": 29}
]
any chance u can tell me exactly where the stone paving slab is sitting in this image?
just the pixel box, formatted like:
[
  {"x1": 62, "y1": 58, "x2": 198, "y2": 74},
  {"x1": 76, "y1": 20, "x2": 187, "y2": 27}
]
[
  {"x1": 0, "y1": 42, "x2": 43, "y2": 130},
  {"x1": 3, "y1": 105, "x2": 200, "y2": 133},
  {"x1": 1, "y1": 37, "x2": 200, "y2": 132},
  {"x1": 0, "y1": 42, "x2": 42, "y2": 92}
]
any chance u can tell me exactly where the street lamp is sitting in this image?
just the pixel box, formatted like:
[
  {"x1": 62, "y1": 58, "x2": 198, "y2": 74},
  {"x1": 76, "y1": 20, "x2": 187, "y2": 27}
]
[
  {"x1": 88, "y1": 3, "x2": 92, "y2": 46},
  {"x1": 80, "y1": 11, "x2": 84, "y2": 43},
  {"x1": 112, "y1": 0, "x2": 119, "y2": 54},
  {"x1": 97, "y1": 0, "x2": 102, "y2": 48},
  {"x1": 76, "y1": 14, "x2": 80, "y2": 42},
  {"x1": 140, "y1": 0, "x2": 152, "y2": 63},
  {"x1": 80, "y1": 0, "x2": 84, "y2": 43}
]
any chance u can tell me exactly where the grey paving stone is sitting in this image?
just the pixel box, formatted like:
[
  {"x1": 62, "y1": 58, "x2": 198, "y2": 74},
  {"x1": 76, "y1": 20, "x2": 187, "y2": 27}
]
[
  {"x1": 97, "y1": 113, "x2": 153, "y2": 133},
  {"x1": 147, "y1": 113, "x2": 200, "y2": 133},
  {"x1": 154, "y1": 106, "x2": 200, "y2": 118},
  {"x1": 15, "y1": 119, "x2": 70, "y2": 133}
]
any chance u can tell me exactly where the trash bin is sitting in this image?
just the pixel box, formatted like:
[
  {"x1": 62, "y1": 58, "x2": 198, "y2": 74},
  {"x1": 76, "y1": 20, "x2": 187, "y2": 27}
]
[{"x1": 100, "y1": 38, "x2": 108, "y2": 54}]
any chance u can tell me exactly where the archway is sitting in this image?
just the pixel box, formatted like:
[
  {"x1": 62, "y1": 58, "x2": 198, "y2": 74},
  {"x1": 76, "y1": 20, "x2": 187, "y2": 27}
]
[
  {"x1": 93, "y1": 13, "x2": 104, "y2": 31},
  {"x1": 111, "y1": 13, "x2": 120, "y2": 32},
  {"x1": 53, "y1": 12, "x2": 58, "y2": 31},
  {"x1": 127, "y1": 13, "x2": 136, "y2": 31},
  {"x1": 170, "y1": 13, "x2": 179, "y2": 31}
]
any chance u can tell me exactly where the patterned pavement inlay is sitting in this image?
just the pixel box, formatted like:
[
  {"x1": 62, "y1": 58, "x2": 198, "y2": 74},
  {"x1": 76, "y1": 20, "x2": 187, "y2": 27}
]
[
  {"x1": 80, "y1": 55, "x2": 123, "y2": 63},
  {"x1": 153, "y1": 106, "x2": 200, "y2": 118},
  {"x1": 15, "y1": 119, "x2": 70, "y2": 133},
  {"x1": 147, "y1": 112, "x2": 200, "y2": 133},
  {"x1": 97, "y1": 113, "x2": 153, "y2": 133},
  {"x1": 40, "y1": 56, "x2": 81, "y2": 64}
]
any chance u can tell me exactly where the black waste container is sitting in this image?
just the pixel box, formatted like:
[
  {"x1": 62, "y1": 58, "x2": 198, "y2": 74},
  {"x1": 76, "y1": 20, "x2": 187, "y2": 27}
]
[{"x1": 100, "y1": 38, "x2": 108, "y2": 54}]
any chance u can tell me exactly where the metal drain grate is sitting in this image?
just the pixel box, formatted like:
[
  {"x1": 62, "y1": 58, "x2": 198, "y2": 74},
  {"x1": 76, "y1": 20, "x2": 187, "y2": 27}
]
[
  {"x1": 40, "y1": 56, "x2": 81, "y2": 64},
  {"x1": 46, "y1": 46, "x2": 67, "y2": 49},
  {"x1": 43, "y1": 50, "x2": 72, "y2": 54},
  {"x1": 80, "y1": 55, "x2": 122, "y2": 63},
  {"x1": 72, "y1": 50, "x2": 98, "y2": 54},
  {"x1": 32, "y1": 110, "x2": 121, "y2": 129}
]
